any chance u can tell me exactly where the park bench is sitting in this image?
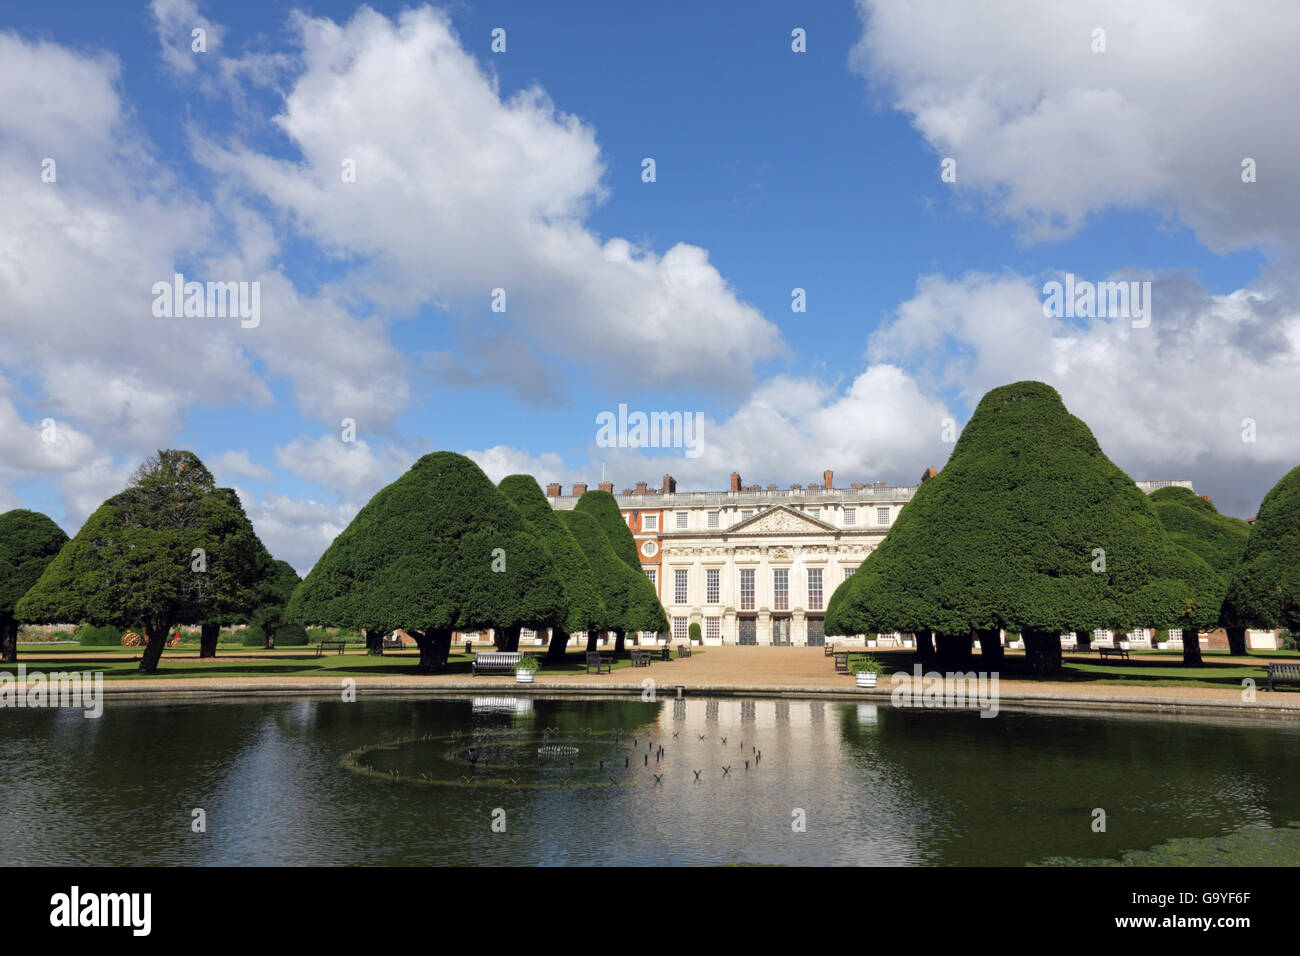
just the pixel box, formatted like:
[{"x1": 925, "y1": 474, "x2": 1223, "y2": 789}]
[
  {"x1": 1098, "y1": 646, "x2": 1130, "y2": 661},
  {"x1": 472, "y1": 652, "x2": 523, "y2": 676},
  {"x1": 382, "y1": 636, "x2": 404, "y2": 650},
  {"x1": 316, "y1": 641, "x2": 347, "y2": 657},
  {"x1": 677, "y1": 644, "x2": 692, "y2": 658},
  {"x1": 1266, "y1": 662, "x2": 1300, "y2": 692},
  {"x1": 586, "y1": 651, "x2": 613, "y2": 674},
  {"x1": 824, "y1": 642, "x2": 836, "y2": 657},
  {"x1": 630, "y1": 649, "x2": 652, "y2": 667},
  {"x1": 833, "y1": 651, "x2": 851, "y2": 674}
]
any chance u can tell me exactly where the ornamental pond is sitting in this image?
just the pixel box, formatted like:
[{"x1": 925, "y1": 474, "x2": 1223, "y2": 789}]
[{"x1": 1, "y1": 694, "x2": 1297, "y2": 866}]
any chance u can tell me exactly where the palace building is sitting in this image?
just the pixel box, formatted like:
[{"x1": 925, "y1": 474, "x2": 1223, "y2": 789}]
[{"x1": 545, "y1": 471, "x2": 1198, "y2": 647}]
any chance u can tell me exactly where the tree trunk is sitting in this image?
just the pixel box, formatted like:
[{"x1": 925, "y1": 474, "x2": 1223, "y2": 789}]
[
  {"x1": 976, "y1": 629, "x2": 1003, "y2": 666},
  {"x1": 1023, "y1": 629, "x2": 1062, "y2": 676},
  {"x1": 499, "y1": 625, "x2": 522, "y2": 653},
  {"x1": 139, "y1": 620, "x2": 172, "y2": 674},
  {"x1": 199, "y1": 621, "x2": 220, "y2": 659},
  {"x1": 586, "y1": 631, "x2": 599, "y2": 653},
  {"x1": 0, "y1": 618, "x2": 18, "y2": 663},
  {"x1": 935, "y1": 633, "x2": 972, "y2": 668},
  {"x1": 1225, "y1": 625, "x2": 1248, "y2": 656},
  {"x1": 1075, "y1": 629, "x2": 1092, "y2": 652},
  {"x1": 365, "y1": 628, "x2": 384, "y2": 656},
  {"x1": 613, "y1": 628, "x2": 626, "y2": 655},
  {"x1": 914, "y1": 631, "x2": 934, "y2": 660},
  {"x1": 545, "y1": 628, "x2": 570, "y2": 663},
  {"x1": 1182, "y1": 626, "x2": 1203, "y2": 666}
]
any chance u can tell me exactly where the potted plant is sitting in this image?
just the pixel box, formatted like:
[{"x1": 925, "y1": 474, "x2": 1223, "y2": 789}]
[
  {"x1": 850, "y1": 656, "x2": 884, "y2": 689},
  {"x1": 688, "y1": 622, "x2": 702, "y2": 646},
  {"x1": 866, "y1": 632, "x2": 878, "y2": 648},
  {"x1": 514, "y1": 655, "x2": 541, "y2": 684}
]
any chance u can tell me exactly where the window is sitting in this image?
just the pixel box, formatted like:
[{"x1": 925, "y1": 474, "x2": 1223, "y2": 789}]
[
  {"x1": 676, "y1": 511, "x2": 688, "y2": 529},
  {"x1": 706, "y1": 568, "x2": 720, "y2": 604},
  {"x1": 644, "y1": 567, "x2": 657, "y2": 588},
  {"x1": 641, "y1": 540, "x2": 658, "y2": 557},
  {"x1": 672, "y1": 617, "x2": 688, "y2": 641},
  {"x1": 739, "y1": 569, "x2": 755, "y2": 610},
  {"x1": 773, "y1": 569, "x2": 789, "y2": 611},
  {"x1": 877, "y1": 507, "x2": 889, "y2": 526},
  {"x1": 807, "y1": 568, "x2": 823, "y2": 611},
  {"x1": 674, "y1": 569, "x2": 688, "y2": 604},
  {"x1": 809, "y1": 507, "x2": 820, "y2": 519},
  {"x1": 741, "y1": 509, "x2": 753, "y2": 520},
  {"x1": 521, "y1": 628, "x2": 536, "y2": 640},
  {"x1": 844, "y1": 567, "x2": 856, "y2": 580},
  {"x1": 642, "y1": 513, "x2": 658, "y2": 532},
  {"x1": 843, "y1": 508, "x2": 856, "y2": 526},
  {"x1": 707, "y1": 511, "x2": 719, "y2": 528},
  {"x1": 706, "y1": 617, "x2": 720, "y2": 641}
]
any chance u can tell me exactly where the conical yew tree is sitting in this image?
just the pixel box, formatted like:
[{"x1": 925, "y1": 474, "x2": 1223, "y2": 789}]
[
  {"x1": 498, "y1": 474, "x2": 609, "y2": 660},
  {"x1": 559, "y1": 509, "x2": 666, "y2": 652},
  {"x1": 1220, "y1": 465, "x2": 1300, "y2": 655},
  {"x1": 825, "y1": 381, "x2": 1220, "y2": 674},
  {"x1": 1151, "y1": 486, "x2": 1251, "y2": 654},
  {"x1": 573, "y1": 489, "x2": 666, "y2": 650},
  {"x1": 287, "y1": 452, "x2": 565, "y2": 672},
  {"x1": 0, "y1": 510, "x2": 69, "y2": 662}
]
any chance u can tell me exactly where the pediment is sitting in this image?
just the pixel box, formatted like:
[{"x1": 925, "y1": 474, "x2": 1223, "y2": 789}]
[{"x1": 728, "y1": 505, "x2": 837, "y2": 535}]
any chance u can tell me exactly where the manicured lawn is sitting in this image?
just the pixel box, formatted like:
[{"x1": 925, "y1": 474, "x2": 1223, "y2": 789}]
[{"x1": 1, "y1": 645, "x2": 700, "y2": 680}]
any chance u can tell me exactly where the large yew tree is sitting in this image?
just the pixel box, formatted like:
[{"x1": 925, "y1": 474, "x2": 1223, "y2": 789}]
[
  {"x1": 0, "y1": 510, "x2": 70, "y2": 662},
  {"x1": 573, "y1": 489, "x2": 666, "y2": 649},
  {"x1": 1220, "y1": 465, "x2": 1300, "y2": 653},
  {"x1": 1151, "y1": 486, "x2": 1252, "y2": 654},
  {"x1": 825, "y1": 381, "x2": 1220, "y2": 674},
  {"x1": 17, "y1": 451, "x2": 265, "y2": 673},
  {"x1": 559, "y1": 509, "x2": 667, "y2": 652},
  {"x1": 287, "y1": 452, "x2": 565, "y2": 672},
  {"x1": 498, "y1": 475, "x2": 609, "y2": 660}
]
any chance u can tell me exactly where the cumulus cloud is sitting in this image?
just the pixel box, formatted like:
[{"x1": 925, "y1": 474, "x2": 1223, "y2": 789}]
[
  {"x1": 235, "y1": 489, "x2": 360, "y2": 577},
  {"x1": 211, "y1": 450, "x2": 275, "y2": 484},
  {"x1": 150, "y1": 0, "x2": 224, "y2": 75},
  {"x1": 275, "y1": 434, "x2": 419, "y2": 498},
  {"x1": 853, "y1": 0, "x2": 1300, "y2": 251},
  {"x1": 204, "y1": 5, "x2": 784, "y2": 398}
]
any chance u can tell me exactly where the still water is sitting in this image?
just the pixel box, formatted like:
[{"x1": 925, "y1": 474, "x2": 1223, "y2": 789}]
[{"x1": 1, "y1": 694, "x2": 1297, "y2": 866}]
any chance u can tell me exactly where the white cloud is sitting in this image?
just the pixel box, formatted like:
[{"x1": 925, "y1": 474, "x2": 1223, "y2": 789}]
[
  {"x1": 853, "y1": 0, "x2": 1300, "y2": 251},
  {"x1": 211, "y1": 450, "x2": 275, "y2": 484},
  {"x1": 464, "y1": 445, "x2": 574, "y2": 487},
  {"x1": 275, "y1": 434, "x2": 418, "y2": 498},
  {"x1": 235, "y1": 488, "x2": 360, "y2": 577},
  {"x1": 204, "y1": 5, "x2": 784, "y2": 397},
  {"x1": 150, "y1": 0, "x2": 224, "y2": 75}
]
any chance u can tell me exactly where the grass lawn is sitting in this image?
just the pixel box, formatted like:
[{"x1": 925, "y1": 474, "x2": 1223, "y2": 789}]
[{"x1": 1, "y1": 645, "x2": 701, "y2": 680}]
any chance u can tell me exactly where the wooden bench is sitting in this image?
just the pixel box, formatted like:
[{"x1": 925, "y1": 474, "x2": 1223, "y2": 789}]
[
  {"x1": 586, "y1": 651, "x2": 613, "y2": 674},
  {"x1": 382, "y1": 636, "x2": 404, "y2": 650},
  {"x1": 1267, "y1": 662, "x2": 1300, "y2": 692},
  {"x1": 472, "y1": 652, "x2": 523, "y2": 676},
  {"x1": 677, "y1": 644, "x2": 692, "y2": 658},
  {"x1": 833, "y1": 651, "x2": 851, "y2": 674},
  {"x1": 1098, "y1": 646, "x2": 1130, "y2": 661},
  {"x1": 630, "y1": 649, "x2": 652, "y2": 667},
  {"x1": 824, "y1": 643, "x2": 836, "y2": 657},
  {"x1": 316, "y1": 641, "x2": 347, "y2": 657}
]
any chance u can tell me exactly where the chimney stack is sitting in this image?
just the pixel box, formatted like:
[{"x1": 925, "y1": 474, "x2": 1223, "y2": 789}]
[
  {"x1": 635, "y1": 480, "x2": 648, "y2": 495},
  {"x1": 572, "y1": 482, "x2": 588, "y2": 496},
  {"x1": 824, "y1": 469, "x2": 833, "y2": 490},
  {"x1": 873, "y1": 481, "x2": 886, "y2": 489},
  {"x1": 545, "y1": 482, "x2": 562, "y2": 497},
  {"x1": 662, "y1": 474, "x2": 676, "y2": 494},
  {"x1": 598, "y1": 481, "x2": 614, "y2": 493},
  {"x1": 920, "y1": 466, "x2": 938, "y2": 483},
  {"x1": 729, "y1": 472, "x2": 742, "y2": 492}
]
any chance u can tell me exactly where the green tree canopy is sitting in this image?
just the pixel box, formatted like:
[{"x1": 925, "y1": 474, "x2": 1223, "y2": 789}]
[
  {"x1": 16, "y1": 451, "x2": 266, "y2": 673},
  {"x1": 572, "y1": 489, "x2": 666, "y2": 648},
  {"x1": 558, "y1": 509, "x2": 666, "y2": 650},
  {"x1": 1221, "y1": 465, "x2": 1300, "y2": 638},
  {"x1": 287, "y1": 452, "x2": 565, "y2": 671},
  {"x1": 498, "y1": 474, "x2": 609, "y2": 659},
  {"x1": 825, "y1": 381, "x2": 1220, "y2": 672},
  {"x1": 0, "y1": 509, "x2": 70, "y2": 662},
  {"x1": 1150, "y1": 487, "x2": 1251, "y2": 575},
  {"x1": 247, "y1": 557, "x2": 301, "y2": 648}
]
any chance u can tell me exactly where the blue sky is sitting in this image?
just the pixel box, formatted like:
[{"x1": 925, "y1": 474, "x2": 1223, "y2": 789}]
[{"x1": 2, "y1": 0, "x2": 1297, "y2": 572}]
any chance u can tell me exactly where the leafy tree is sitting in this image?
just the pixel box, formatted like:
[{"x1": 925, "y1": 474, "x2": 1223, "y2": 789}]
[
  {"x1": 246, "y1": 558, "x2": 301, "y2": 649},
  {"x1": 498, "y1": 475, "x2": 609, "y2": 661},
  {"x1": 0, "y1": 510, "x2": 69, "y2": 662},
  {"x1": 573, "y1": 489, "x2": 665, "y2": 649},
  {"x1": 287, "y1": 452, "x2": 565, "y2": 672},
  {"x1": 1220, "y1": 465, "x2": 1300, "y2": 654},
  {"x1": 558, "y1": 509, "x2": 666, "y2": 652},
  {"x1": 1151, "y1": 486, "x2": 1252, "y2": 653},
  {"x1": 825, "y1": 381, "x2": 1220, "y2": 674},
  {"x1": 16, "y1": 451, "x2": 264, "y2": 673}
]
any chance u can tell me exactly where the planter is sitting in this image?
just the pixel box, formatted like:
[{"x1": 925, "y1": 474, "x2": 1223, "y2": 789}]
[
  {"x1": 515, "y1": 671, "x2": 535, "y2": 684},
  {"x1": 866, "y1": 640, "x2": 877, "y2": 648},
  {"x1": 1157, "y1": 641, "x2": 1168, "y2": 650},
  {"x1": 691, "y1": 639, "x2": 700, "y2": 646},
  {"x1": 855, "y1": 671, "x2": 878, "y2": 689}
]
